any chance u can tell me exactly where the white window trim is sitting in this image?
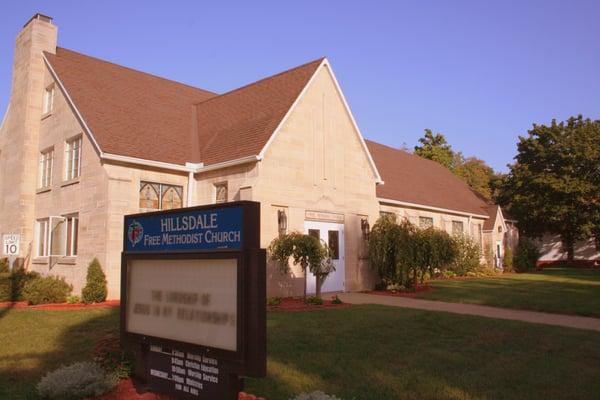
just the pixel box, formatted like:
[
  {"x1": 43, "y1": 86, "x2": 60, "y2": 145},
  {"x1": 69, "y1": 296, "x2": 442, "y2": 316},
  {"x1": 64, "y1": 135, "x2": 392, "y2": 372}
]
[
  {"x1": 36, "y1": 215, "x2": 79, "y2": 258},
  {"x1": 36, "y1": 218, "x2": 49, "y2": 257},
  {"x1": 65, "y1": 136, "x2": 82, "y2": 181},
  {"x1": 38, "y1": 148, "x2": 54, "y2": 188},
  {"x1": 65, "y1": 214, "x2": 79, "y2": 256},
  {"x1": 43, "y1": 84, "x2": 55, "y2": 115}
]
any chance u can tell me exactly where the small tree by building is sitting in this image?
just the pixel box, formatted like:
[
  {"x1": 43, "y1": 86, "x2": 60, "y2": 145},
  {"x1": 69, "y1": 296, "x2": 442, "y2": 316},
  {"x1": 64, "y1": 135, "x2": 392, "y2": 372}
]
[
  {"x1": 82, "y1": 258, "x2": 108, "y2": 304},
  {"x1": 269, "y1": 232, "x2": 334, "y2": 300}
]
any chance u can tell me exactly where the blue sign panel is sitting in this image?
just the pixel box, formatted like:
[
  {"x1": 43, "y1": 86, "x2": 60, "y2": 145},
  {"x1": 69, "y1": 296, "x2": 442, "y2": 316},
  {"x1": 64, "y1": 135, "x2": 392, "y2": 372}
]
[{"x1": 124, "y1": 206, "x2": 243, "y2": 252}]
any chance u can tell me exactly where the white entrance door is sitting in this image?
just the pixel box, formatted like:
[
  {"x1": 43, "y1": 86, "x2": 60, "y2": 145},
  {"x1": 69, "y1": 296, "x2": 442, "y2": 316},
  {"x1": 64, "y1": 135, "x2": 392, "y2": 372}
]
[{"x1": 304, "y1": 220, "x2": 345, "y2": 294}]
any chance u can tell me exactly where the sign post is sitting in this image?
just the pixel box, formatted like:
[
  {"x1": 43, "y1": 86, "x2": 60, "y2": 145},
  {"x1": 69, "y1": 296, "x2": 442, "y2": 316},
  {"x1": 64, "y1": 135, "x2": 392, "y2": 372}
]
[{"x1": 121, "y1": 201, "x2": 266, "y2": 400}]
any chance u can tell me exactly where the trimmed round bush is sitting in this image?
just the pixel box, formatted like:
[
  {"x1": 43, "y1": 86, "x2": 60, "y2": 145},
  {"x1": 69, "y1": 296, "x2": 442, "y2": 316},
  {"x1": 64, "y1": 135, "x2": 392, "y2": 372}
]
[
  {"x1": 37, "y1": 361, "x2": 116, "y2": 399},
  {"x1": 514, "y1": 238, "x2": 540, "y2": 272},
  {"x1": 22, "y1": 275, "x2": 72, "y2": 305},
  {"x1": 82, "y1": 258, "x2": 107, "y2": 304}
]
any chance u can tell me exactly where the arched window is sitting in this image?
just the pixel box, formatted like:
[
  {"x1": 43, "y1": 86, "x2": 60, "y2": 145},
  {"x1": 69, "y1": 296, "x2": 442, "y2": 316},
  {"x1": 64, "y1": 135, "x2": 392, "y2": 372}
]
[
  {"x1": 162, "y1": 185, "x2": 183, "y2": 210},
  {"x1": 139, "y1": 182, "x2": 160, "y2": 210}
]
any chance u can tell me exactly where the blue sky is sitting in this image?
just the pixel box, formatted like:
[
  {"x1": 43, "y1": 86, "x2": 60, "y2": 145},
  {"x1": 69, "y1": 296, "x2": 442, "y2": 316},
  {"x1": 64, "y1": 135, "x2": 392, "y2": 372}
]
[{"x1": 1, "y1": 1, "x2": 599, "y2": 172}]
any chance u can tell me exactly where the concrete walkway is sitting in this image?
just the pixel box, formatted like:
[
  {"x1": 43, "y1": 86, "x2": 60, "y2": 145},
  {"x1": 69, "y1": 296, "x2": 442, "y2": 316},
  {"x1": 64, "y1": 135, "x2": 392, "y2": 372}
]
[{"x1": 338, "y1": 292, "x2": 600, "y2": 332}]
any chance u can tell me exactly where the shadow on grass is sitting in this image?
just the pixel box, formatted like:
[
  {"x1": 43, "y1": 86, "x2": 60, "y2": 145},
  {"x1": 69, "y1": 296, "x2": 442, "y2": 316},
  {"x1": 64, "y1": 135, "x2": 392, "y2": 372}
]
[{"x1": 0, "y1": 307, "x2": 120, "y2": 399}]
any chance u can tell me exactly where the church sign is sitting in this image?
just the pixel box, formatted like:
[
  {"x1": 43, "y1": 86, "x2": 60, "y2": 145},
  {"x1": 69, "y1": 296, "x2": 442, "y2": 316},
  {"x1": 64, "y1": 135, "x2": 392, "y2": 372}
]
[{"x1": 121, "y1": 201, "x2": 266, "y2": 400}]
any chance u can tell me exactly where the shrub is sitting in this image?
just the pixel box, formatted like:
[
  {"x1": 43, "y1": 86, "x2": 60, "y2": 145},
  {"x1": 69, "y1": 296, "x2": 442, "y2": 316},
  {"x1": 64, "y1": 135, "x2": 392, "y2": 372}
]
[
  {"x1": 514, "y1": 238, "x2": 540, "y2": 272},
  {"x1": 37, "y1": 361, "x2": 116, "y2": 399},
  {"x1": 0, "y1": 258, "x2": 8, "y2": 273},
  {"x1": 82, "y1": 258, "x2": 107, "y2": 304},
  {"x1": 22, "y1": 275, "x2": 72, "y2": 305},
  {"x1": 331, "y1": 295, "x2": 343, "y2": 304},
  {"x1": 449, "y1": 234, "x2": 482, "y2": 276},
  {"x1": 267, "y1": 297, "x2": 282, "y2": 306},
  {"x1": 503, "y1": 244, "x2": 514, "y2": 272},
  {"x1": 306, "y1": 296, "x2": 324, "y2": 305},
  {"x1": 290, "y1": 391, "x2": 344, "y2": 400},
  {"x1": 0, "y1": 269, "x2": 39, "y2": 302},
  {"x1": 67, "y1": 295, "x2": 81, "y2": 304}
]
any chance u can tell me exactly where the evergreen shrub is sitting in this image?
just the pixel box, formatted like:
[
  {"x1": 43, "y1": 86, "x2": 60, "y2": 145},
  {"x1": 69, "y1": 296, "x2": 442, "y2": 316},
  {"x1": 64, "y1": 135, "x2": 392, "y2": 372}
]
[{"x1": 82, "y1": 258, "x2": 107, "y2": 304}]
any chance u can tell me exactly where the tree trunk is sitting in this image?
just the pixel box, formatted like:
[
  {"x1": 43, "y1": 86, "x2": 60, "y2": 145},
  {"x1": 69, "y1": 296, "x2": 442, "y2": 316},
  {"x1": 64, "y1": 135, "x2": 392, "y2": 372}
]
[
  {"x1": 303, "y1": 269, "x2": 307, "y2": 302},
  {"x1": 316, "y1": 275, "x2": 322, "y2": 299},
  {"x1": 564, "y1": 237, "x2": 575, "y2": 262}
]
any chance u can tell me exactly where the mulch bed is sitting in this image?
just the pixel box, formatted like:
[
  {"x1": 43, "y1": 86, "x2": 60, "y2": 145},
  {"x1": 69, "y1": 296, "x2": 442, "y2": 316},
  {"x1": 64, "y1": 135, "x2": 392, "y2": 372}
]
[
  {"x1": 364, "y1": 284, "x2": 433, "y2": 297},
  {"x1": 0, "y1": 300, "x2": 120, "y2": 310},
  {"x1": 92, "y1": 379, "x2": 265, "y2": 400},
  {"x1": 268, "y1": 296, "x2": 351, "y2": 312}
]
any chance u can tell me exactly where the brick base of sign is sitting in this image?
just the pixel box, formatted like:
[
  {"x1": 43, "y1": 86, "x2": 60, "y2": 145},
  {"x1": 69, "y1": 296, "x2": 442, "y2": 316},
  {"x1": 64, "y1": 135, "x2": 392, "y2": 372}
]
[{"x1": 91, "y1": 378, "x2": 266, "y2": 400}]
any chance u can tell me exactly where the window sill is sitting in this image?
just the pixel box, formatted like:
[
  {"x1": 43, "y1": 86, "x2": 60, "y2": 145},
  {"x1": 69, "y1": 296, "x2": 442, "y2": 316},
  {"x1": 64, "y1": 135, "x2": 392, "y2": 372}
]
[
  {"x1": 36, "y1": 187, "x2": 51, "y2": 194},
  {"x1": 41, "y1": 112, "x2": 52, "y2": 120},
  {"x1": 61, "y1": 178, "x2": 80, "y2": 187},
  {"x1": 32, "y1": 256, "x2": 77, "y2": 265},
  {"x1": 57, "y1": 257, "x2": 77, "y2": 265}
]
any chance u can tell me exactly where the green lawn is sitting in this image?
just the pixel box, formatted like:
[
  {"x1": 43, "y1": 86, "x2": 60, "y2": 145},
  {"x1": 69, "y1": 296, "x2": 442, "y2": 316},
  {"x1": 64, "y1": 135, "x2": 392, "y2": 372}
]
[
  {"x1": 418, "y1": 268, "x2": 600, "y2": 317},
  {"x1": 1, "y1": 305, "x2": 599, "y2": 400},
  {"x1": 0, "y1": 307, "x2": 119, "y2": 399}
]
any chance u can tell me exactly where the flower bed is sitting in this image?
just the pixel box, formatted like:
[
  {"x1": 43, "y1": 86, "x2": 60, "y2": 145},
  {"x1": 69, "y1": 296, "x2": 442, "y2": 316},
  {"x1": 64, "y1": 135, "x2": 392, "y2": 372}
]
[
  {"x1": 0, "y1": 299, "x2": 120, "y2": 310},
  {"x1": 91, "y1": 378, "x2": 264, "y2": 399},
  {"x1": 268, "y1": 297, "x2": 351, "y2": 312}
]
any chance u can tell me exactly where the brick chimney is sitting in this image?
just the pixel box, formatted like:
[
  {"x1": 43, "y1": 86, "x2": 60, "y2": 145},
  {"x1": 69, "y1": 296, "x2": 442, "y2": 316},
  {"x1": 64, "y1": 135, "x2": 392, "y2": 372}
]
[{"x1": 0, "y1": 14, "x2": 57, "y2": 265}]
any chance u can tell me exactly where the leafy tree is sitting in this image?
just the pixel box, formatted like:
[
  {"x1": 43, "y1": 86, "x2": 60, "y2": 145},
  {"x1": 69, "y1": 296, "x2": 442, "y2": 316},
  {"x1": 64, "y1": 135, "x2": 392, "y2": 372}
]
[
  {"x1": 454, "y1": 155, "x2": 495, "y2": 199},
  {"x1": 496, "y1": 115, "x2": 600, "y2": 260},
  {"x1": 269, "y1": 232, "x2": 334, "y2": 300},
  {"x1": 415, "y1": 129, "x2": 495, "y2": 198},
  {"x1": 414, "y1": 129, "x2": 455, "y2": 170}
]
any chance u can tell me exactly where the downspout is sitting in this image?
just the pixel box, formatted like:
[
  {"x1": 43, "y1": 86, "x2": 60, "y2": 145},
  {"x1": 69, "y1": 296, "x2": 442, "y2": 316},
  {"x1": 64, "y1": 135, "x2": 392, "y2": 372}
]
[{"x1": 187, "y1": 170, "x2": 194, "y2": 207}]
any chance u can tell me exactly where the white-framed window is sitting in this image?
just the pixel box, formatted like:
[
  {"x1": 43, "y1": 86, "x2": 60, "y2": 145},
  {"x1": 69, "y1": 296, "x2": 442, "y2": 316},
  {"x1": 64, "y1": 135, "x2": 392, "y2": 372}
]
[
  {"x1": 36, "y1": 214, "x2": 79, "y2": 257},
  {"x1": 452, "y1": 220, "x2": 464, "y2": 235},
  {"x1": 36, "y1": 218, "x2": 49, "y2": 257},
  {"x1": 65, "y1": 136, "x2": 82, "y2": 180},
  {"x1": 39, "y1": 148, "x2": 54, "y2": 188},
  {"x1": 43, "y1": 84, "x2": 55, "y2": 115},
  {"x1": 139, "y1": 181, "x2": 183, "y2": 211},
  {"x1": 419, "y1": 216, "x2": 434, "y2": 229},
  {"x1": 214, "y1": 182, "x2": 228, "y2": 204}
]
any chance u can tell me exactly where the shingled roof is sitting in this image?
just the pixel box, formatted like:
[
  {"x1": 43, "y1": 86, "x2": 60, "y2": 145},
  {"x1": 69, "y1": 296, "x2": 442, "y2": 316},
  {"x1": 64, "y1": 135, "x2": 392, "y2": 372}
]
[
  {"x1": 365, "y1": 140, "x2": 490, "y2": 217},
  {"x1": 44, "y1": 48, "x2": 323, "y2": 166},
  {"x1": 44, "y1": 48, "x2": 217, "y2": 165}
]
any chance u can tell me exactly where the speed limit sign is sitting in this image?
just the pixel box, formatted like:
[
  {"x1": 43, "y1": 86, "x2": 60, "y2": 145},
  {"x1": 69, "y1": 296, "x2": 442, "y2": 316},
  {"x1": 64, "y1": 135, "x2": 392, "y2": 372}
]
[{"x1": 2, "y1": 234, "x2": 20, "y2": 256}]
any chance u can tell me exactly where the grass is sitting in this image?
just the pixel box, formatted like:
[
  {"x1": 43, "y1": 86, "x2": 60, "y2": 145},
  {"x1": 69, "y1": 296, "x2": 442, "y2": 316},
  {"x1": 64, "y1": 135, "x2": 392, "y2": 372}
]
[
  {"x1": 418, "y1": 268, "x2": 600, "y2": 317},
  {"x1": 1, "y1": 303, "x2": 599, "y2": 399},
  {"x1": 0, "y1": 307, "x2": 119, "y2": 399}
]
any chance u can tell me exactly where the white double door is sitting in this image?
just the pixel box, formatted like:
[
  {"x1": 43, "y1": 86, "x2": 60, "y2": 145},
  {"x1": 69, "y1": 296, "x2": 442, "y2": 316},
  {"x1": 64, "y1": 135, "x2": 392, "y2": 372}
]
[{"x1": 304, "y1": 221, "x2": 345, "y2": 294}]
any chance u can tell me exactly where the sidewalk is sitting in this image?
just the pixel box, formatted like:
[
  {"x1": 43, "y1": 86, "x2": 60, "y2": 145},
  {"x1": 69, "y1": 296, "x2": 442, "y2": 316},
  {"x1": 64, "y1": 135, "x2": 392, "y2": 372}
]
[{"x1": 338, "y1": 292, "x2": 600, "y2": 332}]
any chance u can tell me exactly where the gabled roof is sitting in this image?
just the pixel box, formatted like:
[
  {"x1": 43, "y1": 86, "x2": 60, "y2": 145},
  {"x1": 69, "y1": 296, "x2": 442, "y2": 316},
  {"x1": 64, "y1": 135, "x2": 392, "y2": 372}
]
[
  {"x1": 44, "y1": 48, "x2": 217, "y2": 165},
  {"x1": 483, "y1": 204, "x2": 500, "y2": 230},
  {"x1": 194, "y1": 58, "x2": 324, "y2": 165},
  {"x1": 44, "y1": 48, "x2": 324, "y2": 167},
  {"x1": 366, "y1": 140, "x2": 490, "y2": 217}
]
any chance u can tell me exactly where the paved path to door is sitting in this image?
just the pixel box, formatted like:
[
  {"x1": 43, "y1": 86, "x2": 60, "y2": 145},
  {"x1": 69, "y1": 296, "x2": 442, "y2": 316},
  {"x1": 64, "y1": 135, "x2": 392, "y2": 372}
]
[{"x1": 338, "y1": 292, "x2": 600, "y2": 332}]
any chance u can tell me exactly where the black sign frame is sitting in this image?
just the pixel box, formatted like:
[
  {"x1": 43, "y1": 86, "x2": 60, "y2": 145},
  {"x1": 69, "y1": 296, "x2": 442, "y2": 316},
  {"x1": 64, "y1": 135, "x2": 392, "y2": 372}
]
[{"x1": 120, "y1": 201, "x2": 266, "y2": 399}]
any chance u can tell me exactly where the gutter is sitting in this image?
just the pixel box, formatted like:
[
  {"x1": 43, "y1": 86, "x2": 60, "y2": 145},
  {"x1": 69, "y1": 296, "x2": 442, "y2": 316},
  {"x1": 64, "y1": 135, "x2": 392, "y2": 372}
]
[{"x1": 378, "y1": 197, "x2": 490, "y2": 219}]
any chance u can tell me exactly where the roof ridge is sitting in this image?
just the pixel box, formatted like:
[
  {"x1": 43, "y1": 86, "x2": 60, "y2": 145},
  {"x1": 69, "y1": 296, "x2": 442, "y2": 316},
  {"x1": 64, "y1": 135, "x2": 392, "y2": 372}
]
[
  {"x1": 193, "y1": 57, "x2": 325, "y2": 107},
  {"x1": 51, "y1": 47, "x2": 218, "y2": 96}
]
